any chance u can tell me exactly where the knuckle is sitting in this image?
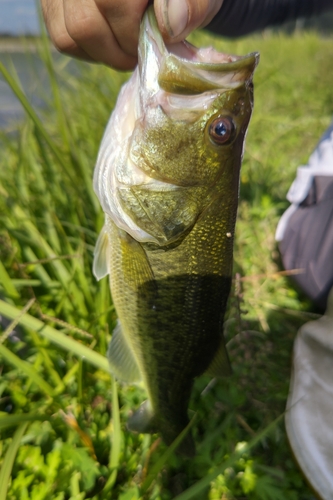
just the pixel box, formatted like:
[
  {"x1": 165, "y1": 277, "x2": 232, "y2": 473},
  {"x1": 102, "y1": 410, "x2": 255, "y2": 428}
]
[
  {"x1": 40, "y1": 0, "x2": 79, "y2": 54},
  {"x1": 52, "y1": 31, "x2": 78, "y2": 54},
  {"x1": 94, "y1": 0, "x2": 124, "y2": 17},
  {"x1": 65, "y1": 15, "x2": 98, "y2": 43},
  {"x1": 41, "y1": 2, "x2": 59, "y2": 34},
  {"x1": 93, "y1": 0, "x2": 147, "y2": 22},
  {"x1": 40, "y1": 0, "x2": 54, "y2": 22}
]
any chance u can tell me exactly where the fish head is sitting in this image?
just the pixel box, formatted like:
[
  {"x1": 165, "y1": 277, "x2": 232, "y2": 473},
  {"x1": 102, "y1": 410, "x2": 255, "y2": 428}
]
[
  {"x1": 93, "y1": 7, "x2": 259, "y2": 245},
  {"x1": 131, "y1": 7, "x2": 259, "y2": 189}
]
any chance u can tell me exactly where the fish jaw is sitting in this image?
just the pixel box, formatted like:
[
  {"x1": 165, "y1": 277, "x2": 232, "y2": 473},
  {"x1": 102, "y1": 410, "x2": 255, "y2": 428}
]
[{"x1": 140, "y1": 6, "x2": 259, "y2": 95}]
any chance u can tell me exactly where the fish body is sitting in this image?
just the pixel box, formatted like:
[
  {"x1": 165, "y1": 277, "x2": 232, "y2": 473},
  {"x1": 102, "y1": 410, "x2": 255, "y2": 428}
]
[{"x1": 93, "y1": 8, "x2": 258, "y2": 450}]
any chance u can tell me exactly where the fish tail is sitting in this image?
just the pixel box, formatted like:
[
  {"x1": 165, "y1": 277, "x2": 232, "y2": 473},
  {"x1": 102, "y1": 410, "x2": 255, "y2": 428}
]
[
  {"x1": 150, "y1": 421, "x2": 196, "y2": 458},
  {"x1": 179, "y1": 435, "x2": 196, "y2": 458}
]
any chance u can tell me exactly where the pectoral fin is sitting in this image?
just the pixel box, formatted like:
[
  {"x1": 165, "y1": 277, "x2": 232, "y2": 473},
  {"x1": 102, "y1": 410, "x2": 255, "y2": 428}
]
[
  {"x1": 127, "y1": 399, "x2": 157, "y2": 433},
  {"x1": 118, "y1": 185, "x2": 205, "y2": 245},
  {"x1": 93, "y1": 225, "x2": 110, "y2": 280},
  {"x1": 108, "y1": 321, "x2": 142, "y2": 383},
  {"x1": 205, "y1": 340, "x2": 232, "y2": 378}
]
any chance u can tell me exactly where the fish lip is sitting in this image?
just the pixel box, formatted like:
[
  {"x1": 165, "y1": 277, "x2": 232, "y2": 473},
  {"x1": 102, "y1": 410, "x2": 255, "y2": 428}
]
[{"x1": 140, "y1": 7, "x2": 259, "y2": 94}]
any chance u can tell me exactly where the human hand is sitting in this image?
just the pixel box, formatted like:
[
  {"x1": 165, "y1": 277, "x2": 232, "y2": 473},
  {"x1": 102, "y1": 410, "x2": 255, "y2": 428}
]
[
  {"x1": 155, "y1": 0, "x2": 223, "y2": 44},
  {"x1": 41, "y1": 0, "x2": 223, "y2": 71}
]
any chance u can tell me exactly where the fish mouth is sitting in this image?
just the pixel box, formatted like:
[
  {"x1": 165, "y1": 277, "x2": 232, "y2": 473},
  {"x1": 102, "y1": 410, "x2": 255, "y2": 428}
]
[{"x1": 139, "y1": 7, "x2": 259, "y2": 96}]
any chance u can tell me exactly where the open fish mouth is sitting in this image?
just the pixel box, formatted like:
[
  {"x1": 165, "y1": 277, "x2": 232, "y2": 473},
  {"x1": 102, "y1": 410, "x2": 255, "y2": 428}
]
[{"x1": 141, "y1": 6, "x2": 259, "y2": 96}]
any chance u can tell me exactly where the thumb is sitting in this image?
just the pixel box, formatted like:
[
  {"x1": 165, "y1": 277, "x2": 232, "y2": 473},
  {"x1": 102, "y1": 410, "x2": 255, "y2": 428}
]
[{"x1": 154, "y1": 0, "x2": 223, "y2": 42}]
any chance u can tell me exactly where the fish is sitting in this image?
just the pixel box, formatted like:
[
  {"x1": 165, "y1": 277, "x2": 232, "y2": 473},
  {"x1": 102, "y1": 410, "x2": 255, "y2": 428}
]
[{"x1": 93, "y1": 6, "x2": 259, "y2": 454}]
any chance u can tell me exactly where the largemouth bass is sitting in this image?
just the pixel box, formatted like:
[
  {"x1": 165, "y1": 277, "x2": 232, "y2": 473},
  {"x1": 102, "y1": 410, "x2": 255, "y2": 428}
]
[{"x1": 93, "y1": 7, "x2": 258, "y2": 453}]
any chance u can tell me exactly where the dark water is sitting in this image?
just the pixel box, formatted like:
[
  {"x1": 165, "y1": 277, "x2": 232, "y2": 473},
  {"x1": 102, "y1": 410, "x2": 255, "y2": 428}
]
[
  {"x1": 0, "y1": 50, "x2": 78, "y2": 129},
  {"x1": 0, "y1": 51, "x2": 46, "y2": 128}
]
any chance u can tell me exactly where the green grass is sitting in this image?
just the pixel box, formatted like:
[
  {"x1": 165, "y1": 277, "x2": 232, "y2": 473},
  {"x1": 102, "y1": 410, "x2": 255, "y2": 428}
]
[{"x1": 0, "y1": 29, "x2": 332, "y2": 499}]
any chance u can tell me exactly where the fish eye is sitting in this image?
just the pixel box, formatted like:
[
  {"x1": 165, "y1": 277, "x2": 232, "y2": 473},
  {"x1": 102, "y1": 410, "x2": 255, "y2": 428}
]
[{"x1": 209, "y1": 116, "x2": 235, "y2": 145}]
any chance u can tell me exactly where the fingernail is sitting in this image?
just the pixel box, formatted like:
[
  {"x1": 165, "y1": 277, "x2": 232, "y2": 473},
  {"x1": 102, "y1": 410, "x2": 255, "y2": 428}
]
[{"x1": 163, "y1": 0, "x2": 188, "y2": 38}]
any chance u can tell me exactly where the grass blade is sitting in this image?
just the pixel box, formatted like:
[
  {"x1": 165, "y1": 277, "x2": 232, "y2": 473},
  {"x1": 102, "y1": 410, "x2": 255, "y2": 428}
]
[
  {"x1": 10, "y1": 205, "x2": 88, "y2": 313},
  {"x1": 104, "y1": 377, "x2": 121, "y2": 493},
  {"x1": 0, "y1": 413, "x2": 50, "y2": 430},
  {"x1": 37, "y1": 10, "x2": 71, "y2": 152},
  {"x1": 0, "y1": 260, "x2": 19, "y2": 299},
  {"x1": 0, "y1": 298, "x2": 35, "y2": 345},
  {"x1": 0, "y1": 61, "x2": 76, "y2": 185},
  {"x1": 0, "y1": 422, "x2": 28, "y2": 500},
  {"x1": 0, "y1": 343, "x2": 54, "y2": 396},
  {"x1": 0, "y1": 299, "x2": 109, "y2": 372}
]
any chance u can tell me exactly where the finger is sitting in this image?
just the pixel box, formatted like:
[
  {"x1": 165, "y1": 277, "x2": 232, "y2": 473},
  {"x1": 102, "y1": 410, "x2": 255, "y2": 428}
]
[
  {"x1": 41, "y1": 0, "x2": 93, "y2": 61},
  {"x1": 155, "y1": 0, "x2": 223, "y2": 42},
  {"x1": 63, "y1": 0, "x2": 137, "y2": 70},
  {"x1": 94, "y1": 0, "x2": 149, "y2": 58}
]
